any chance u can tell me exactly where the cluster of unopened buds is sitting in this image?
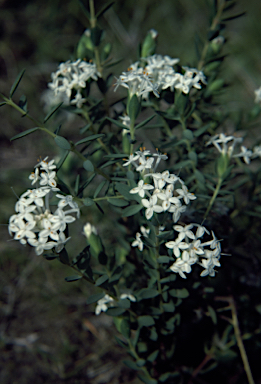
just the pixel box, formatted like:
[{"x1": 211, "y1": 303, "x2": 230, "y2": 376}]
[
  {"x1": 8, "y1": 157, "x2": 80, "y2": 255},
  {"x1": 206, "y1": 132, "x2": 261, "y2": 164},
  {"x1": 48, "y1": 59, "x2": 100, "y2": 108},
  {"x1": 114, "y1": 54, "x2": 207, "y2": 98}
]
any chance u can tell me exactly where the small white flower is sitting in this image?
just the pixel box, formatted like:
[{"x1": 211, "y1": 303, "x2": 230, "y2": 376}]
[
  {"x1": 141, "y1": 195, "x2": 163, "y2": 220},
  {"x1": 176, "y1": 185, "x2": 196, "y2": 204},
  {"x1": 165, "y1": 238, "x2": 189, "y2": 258},
  {"x1": 130, "y1": 180, "x2": 154, "y2": 198},
  {"x1": 120, "y1": 293, "x2": 136, "y2": 302},
  {"x1": 95, "y1": 294, "x2": 114, "y2": 315}
]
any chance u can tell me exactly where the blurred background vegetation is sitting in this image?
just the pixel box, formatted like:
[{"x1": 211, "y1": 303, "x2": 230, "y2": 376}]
[{"x1": 1, "y1": 0, "x2": 261, "y2": 383}]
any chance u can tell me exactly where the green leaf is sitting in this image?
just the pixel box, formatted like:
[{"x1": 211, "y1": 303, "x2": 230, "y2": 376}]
[
  {"x1": 83, "y1": 159, "x2": 94, "y2": 172},
  {"x1": 128, "y1": 94, "x2": 141, "y2": 124},
  {"x1": 95, "y1": 274, "x2": 109, "y2": 286},
  {"x1": 74, "y1": 174, "x2": 80, "y2": 195},
  {"x1": 65, "y1": 275, "x2": 82, "y2": 282},
  {"x1": 107, "y1": 198, "x2": 129, "y2": 207},
  {"x1": 159, "y1": 372, "x2": 179, "y2": 382},
  {"x1": 83, "y1": 197, "x2": 94, "y2": 206},
  {"x1": 43, "y1": 253, "x2": 59, "y2": 260},
  {"x1": 207, "y1": 305, "x2": 217, "y2": 324},
  {"x1": 118, "y1": 299, "x2": 130, "y2": 309},
  {"x1": 18, "y1": 94, "x2": 27, "y2": 112},
  {"x1": 123, "y1": 360, "x2": 139, "y2": 370},
  {"x1": 104, "y1": 153, "x2": 128, "y2": 159},
  {"x1": 121, "y1": 204, "x2": 142, "y2": 217},
  {"x1": 56, "y1": 150, "x2": 70, "y2": 170},
  {"x1": 147, "y1": 350, "x2": 159, "y2": 363},
  {"x1": 115, "y1": 182, "x2": 132, "y2": 201},
  {"x1": 137, "y1": 372, "x2": 157, "y2": 384},
  {"x1": 169, "y1": 288, "x2": 189, "y2": 298},
  {"x1": 222, "y1": 11, "x2": 246, "y2": 22},
  {"x1": 106, "y1": 307, "x2": 126, "y2": 316},
  {"x1": 54, "y1": 135, "x2": 71, "y2": 150},
  {"x1": 162, "y1": 301, "x2": 175, "y2": 312},
  {"x1": 0, "y1": 102, "x2": 7, "y2": 107},
  {"x1": 182, "y1": 129, "x2": 194, "y2": 140},
  {"x1": 58, "y1": 248, "x2": 70, "y2": 265},
  {"x1": 44, "y1": 102, "x2": 63, "y2": 123},
  {"x1": 75, "y1": 134, "x2": 105, "y2": 146},
  {"x1": 96, "y1": 1, "x2": 114, "y2": 19},
  {"x1": 9, "y1": 68, "x2": 26, "y2": 98},
  {"x1": 158, "y1": 256, "x2": 172, "y2": 263},
  {"x1": 135, "y1": 114, "x2": 156, "y2": 130},
  {"x1": 149, "y1": 327, "x2": 158, "y2": 341},
  {"x1": 10, "y1": 127, "x2": 39, "y2": 141},
  {"x1": 94, "y1": 180, "x2": 107, "y2": 198},
  {"x1": 138, "y1": 288, "x2": 159, "y2": 300},
  {"x1": 106, "y1": 117, "x2": 130, "y2": 130},
  {"x1": 120, "y1": 318, "x2": 131, "y2": 338},
  {"x1": 98, "y1": 251, "x2": 107, "y2": 265},
  {"x1": 115, "y1": 336, "x2": 128, "y2": 348},
  {"x1": 138, "y1": 315, "x2": 155, "y2": 327},
  {"x1": 86, "y1": 292, "x2": 105, "y2": 305}
]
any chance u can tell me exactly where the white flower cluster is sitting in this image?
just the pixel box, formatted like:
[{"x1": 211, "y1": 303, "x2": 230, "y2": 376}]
[
  {"x1": 95, "y1": 293, "x2": 136, "y2": 315},
  {"x1": 8, "y1": 157, "x2": 80, "y2": 256},
  {"x1": 166, "y1": 224, "x2": 221, "y2": 279},
  {"x1": 206, "y1": 133, "x2": 261, "y2": 165},
  {"x1": 48, "y1": 59, "x2": 100, "y2": 108},
  {"x1": 124, "y1": 148, "x2": 196, "y2": 221},
  {"x1": 114, "y1": 54, "x2": 207, "y2": 98}
]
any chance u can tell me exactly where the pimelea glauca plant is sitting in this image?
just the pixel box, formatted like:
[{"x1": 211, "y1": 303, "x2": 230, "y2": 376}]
[{"x1": 2, "y1": 1, "x2": 261, "y2": 383}]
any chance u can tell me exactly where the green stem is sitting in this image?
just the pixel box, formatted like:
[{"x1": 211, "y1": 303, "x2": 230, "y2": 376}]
[
  {"x1": 198, "y1": 0, "x2": 227, "y2": 70},
  {"x1": 203, "y1": 176, "x2": 223, "y2": 220},
  {"x1": 215, "y1": 296, "x2": 255, "y2": 384},
  {"x1": 89, "y1": 0, "x2": 102, "y2": 75}
]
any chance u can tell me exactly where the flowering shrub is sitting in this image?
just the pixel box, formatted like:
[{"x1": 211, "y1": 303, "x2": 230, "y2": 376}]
[{"x1": 2, "y1": 1, "x2": 261, "y2": 383}]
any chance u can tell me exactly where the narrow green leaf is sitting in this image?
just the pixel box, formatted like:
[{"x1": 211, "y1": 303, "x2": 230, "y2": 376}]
[
  {"x1": 54, "y1": 135, "x2": 71, "y2": 150},
  {"x1": 94, "y1": 180, "x2": 107, "y2": 198},
  {"x1": 10, "y1": 127, "x2": 39, "y2": 141},
  {"x1": 222, "y1": 11, "x2": 246, "y2": 22},
  {"x1": 103, "y1": 153, "x2": 128, "y2": 159},
  {"x1": 9, "y1": 69, "x2": 26, "y2": 98},
  {"x1": 56, "y1": 150, "x2": 70, "y2": 170},
  {"x1": 135, "y1": 114, "x2": 156, "y2": 130},
  {"x1": 0, "y1": 102, "x2": 7, "y2": 107},
  {"x1": 121, "y1": 204, "x2": 142, "y2": 217},
  {"x1": 44, "y1": 102, "x2": 63, "y2": 123},
  {"x1": 74, "y1": 174, "x2": 80, "y2": 195},
  {"x1": 86, "y1": 292, "x2": 105, "y2": 304},
  {"x1": 106, "y1": 117, "x2": 130, "y2": 130},
  {"x1": 75, "y1": 134, "x2": 105, "y2": 146},
  {"x1": 65, "y1": 275, "x2": 82, "y2": 282},
  {"x1": 96, "y1": 1, "x2": 114, "y2": 19},
  {"x1": 207, "y1": 305, "x2": 217, "y2": 324},
  {"x1": 95, "y1": 274, "x2": 109, "y2": 286}
]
